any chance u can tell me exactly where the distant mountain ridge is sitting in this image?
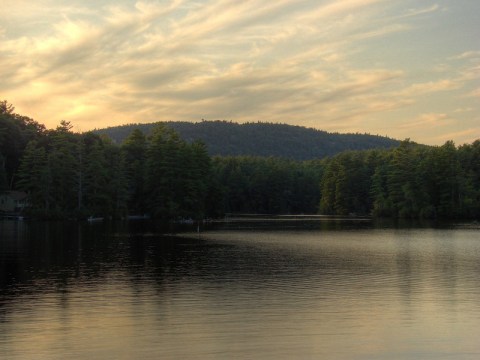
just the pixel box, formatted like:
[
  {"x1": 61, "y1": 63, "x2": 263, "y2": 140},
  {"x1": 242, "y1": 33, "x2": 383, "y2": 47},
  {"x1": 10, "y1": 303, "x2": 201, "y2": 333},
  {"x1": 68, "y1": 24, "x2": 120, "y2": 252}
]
[{"x1": 94, "y1": 121, "x2": 400, "y2": 160}]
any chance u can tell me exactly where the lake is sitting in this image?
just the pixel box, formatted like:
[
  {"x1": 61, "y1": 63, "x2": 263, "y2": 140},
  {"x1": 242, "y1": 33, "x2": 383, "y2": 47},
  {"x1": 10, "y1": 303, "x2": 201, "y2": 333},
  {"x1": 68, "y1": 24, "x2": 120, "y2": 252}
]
[{"x1": 1, "y1": 219, "x2": 480, "y2": 359}]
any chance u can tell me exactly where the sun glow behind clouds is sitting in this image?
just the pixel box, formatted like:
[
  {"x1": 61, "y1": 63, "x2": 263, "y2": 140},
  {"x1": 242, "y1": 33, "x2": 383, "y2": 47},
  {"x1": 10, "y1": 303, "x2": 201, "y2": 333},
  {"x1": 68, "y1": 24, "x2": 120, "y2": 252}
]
[{"x1": 0, "y1": 0, "x2": 479, "y2": 145}]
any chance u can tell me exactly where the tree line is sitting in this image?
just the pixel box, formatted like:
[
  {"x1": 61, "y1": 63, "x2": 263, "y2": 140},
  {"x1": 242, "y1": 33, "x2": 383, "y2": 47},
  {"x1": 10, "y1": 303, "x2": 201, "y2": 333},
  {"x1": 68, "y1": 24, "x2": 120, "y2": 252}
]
[
  {"x1": 1, "y1": 101, "x2": 479, "y2": 220},
  {"x1": 319, "y1": 141, "x2": 480, "y2": 219},
  {"x1": 95, "y1": 120, "x2": 399, "y2": 160},
  {"x1": 1, "y1": 102, "x2": 212, "y2": 220}
]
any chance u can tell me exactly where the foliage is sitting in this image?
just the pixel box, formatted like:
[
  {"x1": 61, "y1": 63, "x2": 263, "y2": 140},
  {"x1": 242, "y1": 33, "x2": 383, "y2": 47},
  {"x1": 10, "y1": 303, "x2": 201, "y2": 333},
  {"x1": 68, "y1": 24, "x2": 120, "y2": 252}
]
[
  {"x1": 16, "y1": 141, "x2": 50, "y2": 212},
  {"x1": 0, "y1": 153, "x2": 7, "y2": 192},
  {"x1": 0, "y1": 100, "x2": 45, "y2": 189},
  {"x1": 212, "y1": 156, "x2": 323, "y2": 215},
  {"x1": 3, "y1": 101, "x2": 479, "y2": 221},
  {"x1": 318, "y1": 140, "x2": 480, "y2": 219},
  {"x1": 144, "y1": 124, "x2": 212, "y2": 220},
  {"x1": 94, "y1": 120, "x2": 400, "y2": 160},
  {"x1": 122, "y1": 129, "x2": 147, "y2": 214}
]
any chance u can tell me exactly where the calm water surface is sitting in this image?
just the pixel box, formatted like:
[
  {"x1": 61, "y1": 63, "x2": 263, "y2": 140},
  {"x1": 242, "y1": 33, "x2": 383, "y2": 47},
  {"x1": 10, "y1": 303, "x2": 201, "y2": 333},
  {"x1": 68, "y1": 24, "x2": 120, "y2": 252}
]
[{"x1": 1, "y1": 220, "x2": 480, "y2": 359}]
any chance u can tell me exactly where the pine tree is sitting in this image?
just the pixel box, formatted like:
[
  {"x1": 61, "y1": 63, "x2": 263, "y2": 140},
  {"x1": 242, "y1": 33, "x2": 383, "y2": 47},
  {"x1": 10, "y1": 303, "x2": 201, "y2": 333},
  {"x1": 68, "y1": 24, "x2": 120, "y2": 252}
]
[
  {"x1": 371, "y1": 163, "x2": 392, "y2": 217},
  {"x1": 47, "y1": 125, "x2": 80, "y2": 217},
  {"x1": 319, "y1": 159, "x2": 339, "y2": 215},
  {"x1": 145, "y1": 124, "x2": 185, "y2": 219},
  {"x1": 16, "y1": 140, "x2": 51, "y2": 214},
  {"x1": 104, "y1": 141, "x2": 128, "y2": 218},
  {"x1": 84, "y1": 141, "x2": 109, "y2": 216},
  {"x1": 333, "y1": 163, "x2": 349, "y2": 216},
  {"x1": 0, "y1": 153, "x2": 7, "y2": 191},
  {"x1": 432, "y1": 141, "x2": 462, "y2": 218},
  {"x1": 457, "y1": 141, "x2": 480, "y2": 218},
  {"x1": 181, "y1": 140, "x2": 211, "y2": 219},
  {"x1": 122, "y1": 129, "x2": 147, "y2": 214},
  {"x1": 387, "y1": 140, "x2": 419, "y2": 218}
]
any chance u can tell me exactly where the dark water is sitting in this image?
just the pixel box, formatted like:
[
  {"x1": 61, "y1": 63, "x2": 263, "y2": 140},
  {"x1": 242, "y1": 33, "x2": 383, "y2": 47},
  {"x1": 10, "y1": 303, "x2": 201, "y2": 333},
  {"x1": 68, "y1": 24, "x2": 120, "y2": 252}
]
[{"x1": 1, "y1": 220, "x2": 480, "y2": 359}]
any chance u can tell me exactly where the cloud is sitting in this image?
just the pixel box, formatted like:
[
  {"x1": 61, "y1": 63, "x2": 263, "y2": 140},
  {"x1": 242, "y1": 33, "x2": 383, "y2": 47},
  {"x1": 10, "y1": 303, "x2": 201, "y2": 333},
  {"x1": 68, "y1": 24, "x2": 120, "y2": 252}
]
[
  {"x1": 433, "y1": 127, "x2": 480, "y2": 145},
  {"x1": 454, "y1": 107, "x2": 474, "y2": 113},
  {"x1": 401, "y1": 4, "x2": 440, "y2": 18},
  {"x1": 0, "y1": 0, "x2": 479, "y2": 145},
  {"x1": 317, "y1": 69, "x2": 403, "y2": 103},
  {"x1": 452, "y1": 51, "x2": 480, "y2": 60},
  {"x1": 301, "y1": 0, "x2": 384, "y2": 21},
  {"x1": 353, "y1": 23, "x2": 410, "y2": 40},
  {"x1": 398, "y1": 113, "x2": 451, "y2": 130},
  {"x1": 468, "y1": 88, "x2": 480, "y2": 98},
  {"x1": 398, "y1": 79, "x2": 460, "y2": 97}
]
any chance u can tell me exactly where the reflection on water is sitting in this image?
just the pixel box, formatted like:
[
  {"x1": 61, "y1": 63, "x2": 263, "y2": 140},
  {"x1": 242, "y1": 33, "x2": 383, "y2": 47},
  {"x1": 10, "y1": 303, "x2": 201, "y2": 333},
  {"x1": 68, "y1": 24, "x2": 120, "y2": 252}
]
[{"x1": 1, "y1": 220, "x2": 480, "y2": 359}]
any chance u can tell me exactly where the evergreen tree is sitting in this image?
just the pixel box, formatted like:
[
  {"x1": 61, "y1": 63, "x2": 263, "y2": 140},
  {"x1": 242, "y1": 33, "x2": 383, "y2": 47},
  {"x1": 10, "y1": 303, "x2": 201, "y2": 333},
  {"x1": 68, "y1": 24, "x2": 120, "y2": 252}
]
[
  {"x1": 47, "y1": 123, "x2": 80, "y2": 217},
  {"x1": 104, "y1": 141, "x2": 128, "y2": 218},
  {"x1": 83, "y1": 141, "x2": 109, "y2": 216},
  {"x1": 319, "y1": 160, "x2": 338, "y2": 215},
  {"x1": 145, "y1": 124, "x2": 184, "y2": 219},
  {"x1": 371, "y1": 162, "x2": 392, "y2": 217},
  {"x1": 387, "y1": 140, "x2": 420, "y2": 218},
  {"x1": 0, "y1": 102, "x2": 46, "y2": 190},
  {"x1": 212, "y1": 156, "x2": 322, "y2": 216},
  {"x1": 0, "y1": 153, "x2": 7, "y2": 191},
  {"x1": 435, "y1": 141, "x2": 461, "y2": 217},
  {"x1": 457, "y1": 141, "x2": 480, "y2": 218},
  {"x1": 16, "y1": 140, "x2": 51, "y2": 214},
  {"x1": 181, "y1": 140, "x2": 212, "y2": 219},
  {"x1": 333, "y1": 163, "x2": 349, "y2": 216},
  {"x1": 122, "y1": 129, "x2": 147, "y2": 214}
]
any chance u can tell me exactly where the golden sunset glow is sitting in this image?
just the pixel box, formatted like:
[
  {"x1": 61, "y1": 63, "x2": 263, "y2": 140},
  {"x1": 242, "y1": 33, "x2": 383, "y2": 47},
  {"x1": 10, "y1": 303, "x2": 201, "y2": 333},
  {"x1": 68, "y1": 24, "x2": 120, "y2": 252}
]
[{"x1": 1, "y1": 0, "x2": 478, "y2": 144}]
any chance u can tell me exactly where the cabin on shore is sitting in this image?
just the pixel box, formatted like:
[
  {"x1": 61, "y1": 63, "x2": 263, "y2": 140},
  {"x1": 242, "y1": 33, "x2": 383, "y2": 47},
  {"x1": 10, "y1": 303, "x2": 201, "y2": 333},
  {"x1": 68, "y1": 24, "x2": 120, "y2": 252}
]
[{"x1": 0, "y1": 191, "x2": 28, "y2": 214}]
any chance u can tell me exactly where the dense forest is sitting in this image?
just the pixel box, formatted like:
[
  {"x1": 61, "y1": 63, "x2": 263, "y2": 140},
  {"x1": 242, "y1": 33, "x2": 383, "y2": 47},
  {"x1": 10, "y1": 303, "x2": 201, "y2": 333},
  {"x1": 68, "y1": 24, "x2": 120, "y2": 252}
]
[
  {"x1": 95, "y1": 121, "x2": 399, "y2": 160},
  {"x1": 319, "y1": 141, "x2": 480, "y2": 219},
  {"x1": 1, "y1": 101, "x2": 479, "y2": 220},
  {"x1": 1, "y1": 101, "x2": 212, "y2": 220}
]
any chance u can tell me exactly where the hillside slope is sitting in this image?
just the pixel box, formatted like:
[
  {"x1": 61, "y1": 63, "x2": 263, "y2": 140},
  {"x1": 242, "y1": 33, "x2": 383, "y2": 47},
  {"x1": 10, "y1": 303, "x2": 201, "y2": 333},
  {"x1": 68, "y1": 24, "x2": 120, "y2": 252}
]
[{"x1": 95, "y1": 121, "x2": 399, "y2": 160}]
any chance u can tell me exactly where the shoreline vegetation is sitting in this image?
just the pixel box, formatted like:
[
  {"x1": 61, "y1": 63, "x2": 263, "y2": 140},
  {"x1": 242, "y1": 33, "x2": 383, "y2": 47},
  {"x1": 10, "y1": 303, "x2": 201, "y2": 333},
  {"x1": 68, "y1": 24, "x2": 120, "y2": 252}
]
[{"x1": 1, "y1": 100, "x2": 479, "y2": 222}]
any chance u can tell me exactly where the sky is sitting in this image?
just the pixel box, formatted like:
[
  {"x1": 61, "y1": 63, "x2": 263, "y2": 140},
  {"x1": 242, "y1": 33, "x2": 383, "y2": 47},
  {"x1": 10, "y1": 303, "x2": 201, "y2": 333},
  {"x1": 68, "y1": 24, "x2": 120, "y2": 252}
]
[{"x1": 0, "y1": 0, "x2": 479, "y2": 145}]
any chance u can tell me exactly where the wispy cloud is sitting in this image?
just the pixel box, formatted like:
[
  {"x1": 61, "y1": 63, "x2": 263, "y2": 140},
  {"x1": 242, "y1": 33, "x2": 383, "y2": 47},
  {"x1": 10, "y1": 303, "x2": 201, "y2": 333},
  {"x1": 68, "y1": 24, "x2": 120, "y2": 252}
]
[
  {"x1": 400, "y1": 113, "x2": 451, "y2": 129},
  {"x1": 399, "y1": 79, "x2": 460, "y2": 97},
  {"x1": 468, "y1": 88, "x2": 480, "y2": 98},
  {"x1": 433, "y1": 127, "x2": 480, "y2": 145},
  {"x1": 454, "y1": 107, "x2": 474, "y2": 113},
  {"x1": 401, "y1": 4, "x2": 440, "y2": 18},
  {"x1": 452, "y1": 51, "x2": 480, "y2": 60}
]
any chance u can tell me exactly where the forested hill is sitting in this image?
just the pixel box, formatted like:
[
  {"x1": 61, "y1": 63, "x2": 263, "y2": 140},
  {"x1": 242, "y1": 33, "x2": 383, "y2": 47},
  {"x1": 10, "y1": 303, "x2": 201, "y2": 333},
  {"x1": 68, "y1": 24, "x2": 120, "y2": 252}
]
[
  {"x1": 3, "y1": 100, "x2": 479, "y2": 221},
  {"x1": 95, "y1": 121, "x2": 399, "y2": 160}
]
